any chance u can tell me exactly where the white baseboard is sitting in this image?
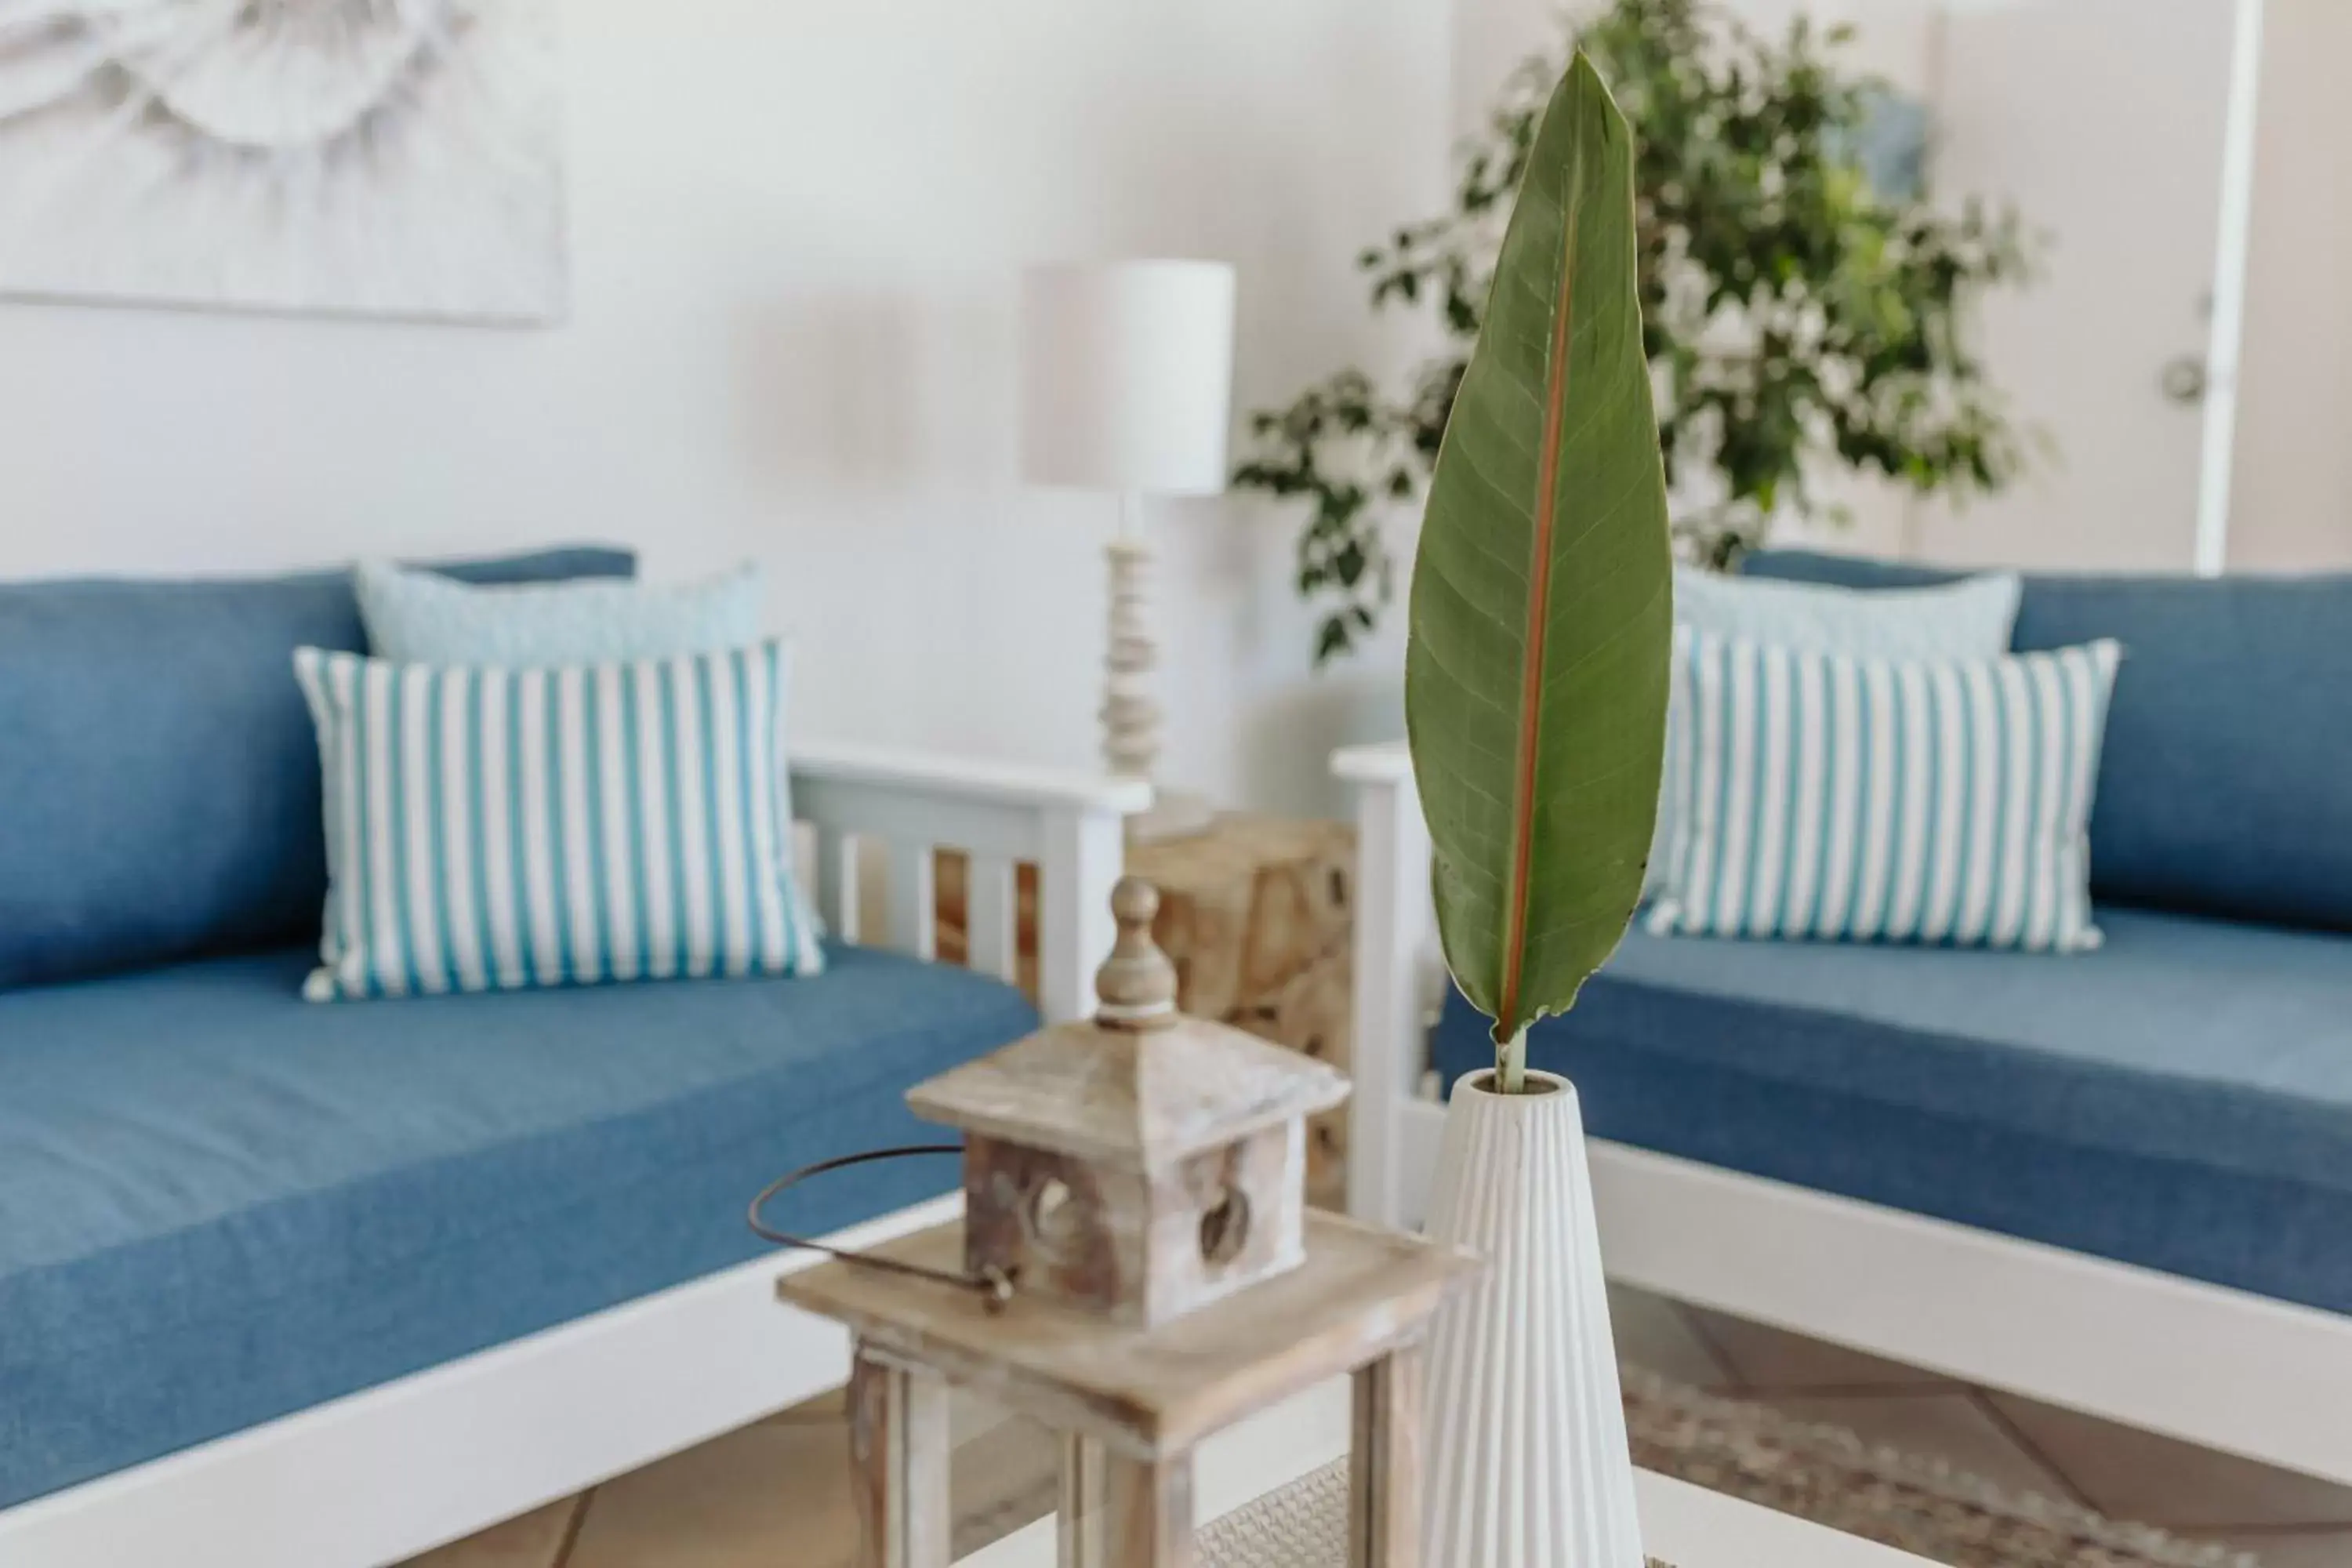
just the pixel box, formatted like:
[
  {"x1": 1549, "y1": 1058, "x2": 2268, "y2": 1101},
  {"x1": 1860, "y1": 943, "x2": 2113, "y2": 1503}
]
[{"x1": 0, "y1": 1193, "x2": 963, "y2": 1568}]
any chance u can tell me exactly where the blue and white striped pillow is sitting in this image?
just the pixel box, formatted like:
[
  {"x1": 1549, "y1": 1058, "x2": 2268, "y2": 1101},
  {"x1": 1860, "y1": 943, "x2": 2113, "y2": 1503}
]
[
  {"x1": 1647, "y1": 630, "x2": 2122, "y2": 953},
  {"x1": 1647, "y1": 566, "x2": 2024, "y2": 898},
  {"x1": 293, "y1": 640, "x2": 823, "y2": 1000}
]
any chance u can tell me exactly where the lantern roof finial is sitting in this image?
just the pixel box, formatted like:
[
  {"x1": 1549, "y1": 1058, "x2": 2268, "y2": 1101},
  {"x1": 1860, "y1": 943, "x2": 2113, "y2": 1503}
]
[
  {"x1": 903, "y1": 878, "x2": 1349, "y2": 1168},
  {"x1": 1094, "y1": 876, "x2": 1178, "y2": 1029}
]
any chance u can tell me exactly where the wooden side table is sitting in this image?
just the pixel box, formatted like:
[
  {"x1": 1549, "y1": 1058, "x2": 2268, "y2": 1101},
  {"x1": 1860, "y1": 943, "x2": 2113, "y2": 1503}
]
[
  {"x1": 1126, "y1": 815, "x2": 1356, "y2": 1206},
  {"x1": 779, "y1": 1210, "x2": 1473, "y2": 1568}
]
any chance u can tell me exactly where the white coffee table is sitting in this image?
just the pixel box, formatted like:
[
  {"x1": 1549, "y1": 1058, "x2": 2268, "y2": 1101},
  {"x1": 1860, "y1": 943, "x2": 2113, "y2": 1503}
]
[{"x1": 958, "y1": 1377, "x2": 1935, "y2": 1568}]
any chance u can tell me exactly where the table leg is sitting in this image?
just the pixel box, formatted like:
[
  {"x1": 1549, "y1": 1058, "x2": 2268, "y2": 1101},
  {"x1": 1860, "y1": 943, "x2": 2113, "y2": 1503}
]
[
  {"x1": 848, "y1": 1341, "x2": 953, "y2": 1568},
  {"x1": 1350, "y1": 1341, "x2": 1425, "y2": 1567},
  {"x1": 1058, "y1": 1435, "x2": 1102, "y2": 1568},
  {"x1": 1059, "y1": 1434, "x2": 1194, "y2": 1568}
]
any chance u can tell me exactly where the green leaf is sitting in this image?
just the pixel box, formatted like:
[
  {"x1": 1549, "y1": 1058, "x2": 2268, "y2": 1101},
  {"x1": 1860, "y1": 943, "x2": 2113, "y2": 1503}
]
[
  {"x1": 1403, "y1": 53, "x2": 1672, "y2": 1083},
  {"x1": 1315, "y1": 618, "x2": 1353, "y2": 664}
]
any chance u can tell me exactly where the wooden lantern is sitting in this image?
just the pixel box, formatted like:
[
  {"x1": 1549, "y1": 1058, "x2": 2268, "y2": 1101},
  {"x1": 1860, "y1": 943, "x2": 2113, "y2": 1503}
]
[
  {"x1": 778, "y1": 876, "x2": 1476, "y2": 1568},
  {"x1": 909, "y1": 875, "x2": 1347, "y2": 1327}
]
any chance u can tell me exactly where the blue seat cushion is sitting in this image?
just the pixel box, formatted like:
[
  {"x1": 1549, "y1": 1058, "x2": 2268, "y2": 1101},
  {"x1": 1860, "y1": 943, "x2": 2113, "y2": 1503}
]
[
  {"x1": 0, "y1": 942, "x2": 1036, "y2": 1508},
  {"x1": 1738, "y1": 550, "x2": 2352, "y2": 933},
  {"x1": 1431, "y1": 909, "x2": 2352, "y2": 1316},
  {"x1": 0, "y1": 546, "x2": 636, "y2": 992}
]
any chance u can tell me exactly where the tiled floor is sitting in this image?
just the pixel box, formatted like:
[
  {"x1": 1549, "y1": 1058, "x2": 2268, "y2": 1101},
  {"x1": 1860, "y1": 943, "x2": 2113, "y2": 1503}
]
[
  {"x1": 401, "y1": 1389, "x2": 1060, "y2": 1568},
  {"x1": 403, "y1": 1284, "x2": 2352, "y2": 1568}
]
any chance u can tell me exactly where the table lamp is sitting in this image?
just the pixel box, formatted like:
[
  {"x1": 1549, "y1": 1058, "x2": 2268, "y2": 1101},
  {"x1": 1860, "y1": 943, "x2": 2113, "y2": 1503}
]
[{"x1": 1022, "y1": 259, "x2": 1236, "y2": 842}]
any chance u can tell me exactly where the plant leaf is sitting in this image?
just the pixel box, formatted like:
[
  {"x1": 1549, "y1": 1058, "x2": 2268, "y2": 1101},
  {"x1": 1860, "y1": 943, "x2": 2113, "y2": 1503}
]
[{"x1": 1403, "y1": 53, "x2": 1672, "y2": 1050}]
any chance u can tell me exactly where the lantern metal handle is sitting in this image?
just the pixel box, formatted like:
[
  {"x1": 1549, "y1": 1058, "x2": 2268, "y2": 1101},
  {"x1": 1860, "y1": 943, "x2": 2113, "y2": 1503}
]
[{"x1": 749, "y1": 1145, "x2": 1016, "y2": 1312}]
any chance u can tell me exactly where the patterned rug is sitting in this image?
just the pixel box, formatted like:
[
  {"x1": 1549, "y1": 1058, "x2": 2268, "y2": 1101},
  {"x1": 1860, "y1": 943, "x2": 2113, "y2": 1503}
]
[
  {"x1": 965, "y1": 1372, "x2": 2259, "y2": 1566},
  {"x1": 1619, "y1": 1368, "x2": 2254, "y2": 1567},
  {"x1": 1195, "y1": 1459, "x2": 1676, "y2": 1567}
]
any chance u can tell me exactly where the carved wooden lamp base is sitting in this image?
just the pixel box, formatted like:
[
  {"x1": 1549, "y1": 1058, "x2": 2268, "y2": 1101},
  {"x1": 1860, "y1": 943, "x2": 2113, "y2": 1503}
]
[{"x1": 1102, "y1": 509, "x2": 1217, "y2": 845}]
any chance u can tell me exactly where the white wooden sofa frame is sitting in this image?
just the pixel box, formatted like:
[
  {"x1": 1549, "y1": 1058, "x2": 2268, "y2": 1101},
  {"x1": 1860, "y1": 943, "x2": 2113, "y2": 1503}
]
[
  {"x1": 1335, "y1": 739, "x2": 2352, "y2": 1490},
  {"x1": 0, "y1": 742, "x2": 1149, "y2": 1568}
]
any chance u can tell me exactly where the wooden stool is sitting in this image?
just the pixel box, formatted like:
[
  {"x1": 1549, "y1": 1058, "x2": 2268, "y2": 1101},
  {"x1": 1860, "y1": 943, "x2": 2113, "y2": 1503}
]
[{"x1": 1127, "y1": 815, "x2": 1356, "y2": 1206}]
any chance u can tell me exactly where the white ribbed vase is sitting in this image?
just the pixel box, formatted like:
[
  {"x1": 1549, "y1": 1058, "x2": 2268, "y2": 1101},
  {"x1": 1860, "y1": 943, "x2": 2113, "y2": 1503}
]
[{"x1": 1420, "y1": 1069, "x2": 1643, "y2": 1568}]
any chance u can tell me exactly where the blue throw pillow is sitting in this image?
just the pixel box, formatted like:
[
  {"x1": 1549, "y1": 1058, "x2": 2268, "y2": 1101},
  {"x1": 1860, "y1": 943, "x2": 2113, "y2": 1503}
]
[
  {"x1": 1650, "y1": 630, "x2": 2122, "y2": 953},
  {"x1": 294, "y1": 641, "x2": 823, "y2": 1000},
  {"x1": 357, "y1": 559, "x2": 762, "y2": 666},
  {"x1": 1673, "y1": 561, "x2": 2022, "y2": 653},
  {"x1": 0, "y1": 547, "x2": 634, "y2": 992},
  {"x1": 1743, "y1": 550, "x2": 2352, "y2": 933}
]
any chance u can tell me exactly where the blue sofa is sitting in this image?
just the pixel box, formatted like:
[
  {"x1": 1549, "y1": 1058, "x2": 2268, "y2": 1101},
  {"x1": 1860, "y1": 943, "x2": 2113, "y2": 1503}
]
[
  {"x1": 1432, "y1": 555, "x2": 2352, "y2": 1320},
  {"x1": 0, "y1": 551, "x2": 1038, "y2": 1517}
]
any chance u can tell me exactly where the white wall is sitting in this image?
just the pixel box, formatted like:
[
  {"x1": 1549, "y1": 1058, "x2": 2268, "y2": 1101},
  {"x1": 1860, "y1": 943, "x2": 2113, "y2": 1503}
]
[
  {"x1": 0, "y1": 0, "x2": 1450, "y2": 816},
  {"x1": 2227, "y1": 0, "x2": 2352, "y2": 572}
]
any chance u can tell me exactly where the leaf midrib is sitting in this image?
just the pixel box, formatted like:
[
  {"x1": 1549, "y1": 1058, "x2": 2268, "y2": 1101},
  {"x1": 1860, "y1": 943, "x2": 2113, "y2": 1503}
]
[{"x1": 1496, "y1": 148, "x2": 1585, "y2": 1036}]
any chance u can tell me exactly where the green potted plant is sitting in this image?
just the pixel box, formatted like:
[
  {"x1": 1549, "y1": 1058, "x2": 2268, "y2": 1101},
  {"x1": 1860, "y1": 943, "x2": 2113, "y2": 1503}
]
[
  {"x1": 1240, "y1": 0, "x2": 2031, "y2": 666},
  {"x1": 1404, "y1": 53, "x2": 1668, "y2": 1568}
]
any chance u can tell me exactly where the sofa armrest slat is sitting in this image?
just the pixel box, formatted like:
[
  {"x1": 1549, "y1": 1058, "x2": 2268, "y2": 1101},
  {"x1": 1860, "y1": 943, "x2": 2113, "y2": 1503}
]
[
  {"x1": 791, "y1": 739, "x2": 1153, "y2": 815},
  {"x1": 789, "y1": 742, "x2": 1144, "y2": 1023},
  {"x1": 1332, "y1": 742, "x2": 1436, "y2": 1227}
]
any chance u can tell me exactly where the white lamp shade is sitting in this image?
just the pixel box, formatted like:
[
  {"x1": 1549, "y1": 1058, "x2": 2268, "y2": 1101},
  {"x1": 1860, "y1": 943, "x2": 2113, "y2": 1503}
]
[{"x1": 1021, "y1": 260, "x2": 1236, "y2": 495}]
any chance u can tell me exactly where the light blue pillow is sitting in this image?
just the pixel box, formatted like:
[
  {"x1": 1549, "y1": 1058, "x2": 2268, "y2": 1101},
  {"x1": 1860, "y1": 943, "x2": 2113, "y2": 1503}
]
[
  {"x1": 356, "y1": 559, "x2": 762, "y2": 666},
  {"x1": 293, "y1": 640, "x2": 824, "y2": 1000},
  {"x1": 1648, "y1": 630, "x2": 2122, "y2": 953},
  {"x1": 1649, "y1": 563, "x2": 2024, "y2": 896},
  {"x1": 1673, "y1": 562, "x2": 2022, "y2": 655}
]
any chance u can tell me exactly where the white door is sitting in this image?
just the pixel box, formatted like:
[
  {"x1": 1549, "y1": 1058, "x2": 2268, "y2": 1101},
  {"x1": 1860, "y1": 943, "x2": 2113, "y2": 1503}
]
[{"x1": 1911, "y1": 0, "x2": 2238, "y2": 572}]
